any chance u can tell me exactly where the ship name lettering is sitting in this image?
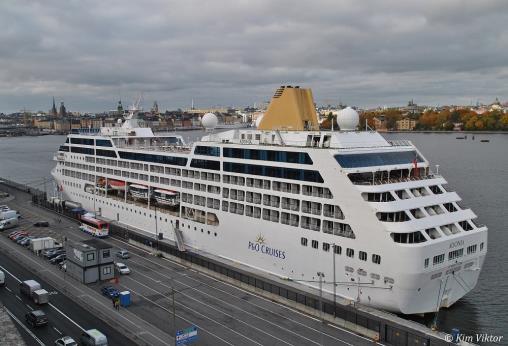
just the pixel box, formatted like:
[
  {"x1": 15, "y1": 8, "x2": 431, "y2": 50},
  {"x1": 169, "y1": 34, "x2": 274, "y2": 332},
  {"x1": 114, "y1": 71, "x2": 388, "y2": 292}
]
[
  {"x1": 449, "y1": 240, "x2": 464, "y2": 249},
  {"x1": 248, "y1": 241, "x2": 286, "y2": 260}
]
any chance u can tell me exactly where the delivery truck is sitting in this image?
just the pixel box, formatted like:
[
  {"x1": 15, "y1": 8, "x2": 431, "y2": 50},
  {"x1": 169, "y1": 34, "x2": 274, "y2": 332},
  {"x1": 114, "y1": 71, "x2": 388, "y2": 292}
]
[
  {"x1": 29, "y1": 237, "x2": 60, "y2": 253},
  {"x1": 20, "y1": 280, "x2": 41, "y2": 297},
  {"x1": 32, "y1": 289, "x2": 49, "y2": 304}
]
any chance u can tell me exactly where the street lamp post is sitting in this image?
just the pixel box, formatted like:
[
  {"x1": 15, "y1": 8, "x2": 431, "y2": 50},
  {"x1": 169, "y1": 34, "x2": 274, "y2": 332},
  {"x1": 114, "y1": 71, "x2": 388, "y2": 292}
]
[{"x1": 317, "y1": 272, "x2": 325, "y2": 346}]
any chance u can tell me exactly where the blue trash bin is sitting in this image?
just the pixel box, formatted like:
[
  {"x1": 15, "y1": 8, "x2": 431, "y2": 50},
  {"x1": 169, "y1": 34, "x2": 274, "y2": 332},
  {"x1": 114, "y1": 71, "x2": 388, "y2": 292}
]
[{"x1": 119, "y1": 291, "x2": 131, "y2": 307}]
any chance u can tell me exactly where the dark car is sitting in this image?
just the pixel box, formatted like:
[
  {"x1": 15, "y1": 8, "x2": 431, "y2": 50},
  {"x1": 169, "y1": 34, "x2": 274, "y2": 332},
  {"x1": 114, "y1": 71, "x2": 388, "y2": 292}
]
[
  {"x1": 25, "y1": 310, "x2": 48, "y2": 327},
  {"x1": 50, "y1": 254, "x2": 66, "y2": 264},
  {"x1": 16, "y1": 236, "x2": 29, "y2": 244},
  {"x1": 101, "y1": 286, "x2": 120, "y2": 298},
  {"x1": 43, "y1": 248, "x2": 61, "y2": 257},
  {"x1": 47, "y1": 250, "x2": 65, "y2": 260},
  {"x1": 34, "y1": 221, "x2": 49, "y2": 227},
  {"x1": 13, "y1": 234, "x2": 28, "y2": 242}
]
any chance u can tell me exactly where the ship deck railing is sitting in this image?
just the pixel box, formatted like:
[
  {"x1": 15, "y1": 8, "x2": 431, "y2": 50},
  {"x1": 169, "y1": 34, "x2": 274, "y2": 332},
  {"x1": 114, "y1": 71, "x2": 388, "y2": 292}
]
[
  {"x1": 352, "y1": 174, "x2": 442, "y2": 186},
  {"x1": 114, "y1": 143, "x2": 192, "y2": 153}
]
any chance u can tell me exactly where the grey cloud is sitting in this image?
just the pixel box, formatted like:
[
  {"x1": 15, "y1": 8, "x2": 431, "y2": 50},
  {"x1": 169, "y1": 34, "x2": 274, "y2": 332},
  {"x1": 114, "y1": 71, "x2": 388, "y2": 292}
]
[{"x1": 0, "y1": 0, "x2": 507, "y2": 112}]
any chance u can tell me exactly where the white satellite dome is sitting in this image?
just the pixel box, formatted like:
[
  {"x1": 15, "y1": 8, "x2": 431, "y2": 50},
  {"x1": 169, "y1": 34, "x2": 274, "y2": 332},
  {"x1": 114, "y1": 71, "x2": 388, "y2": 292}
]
[
  {"x1": 117, "y1": 118, "x2": 123, "y2": 124},
  {"x1": 201, "y1": 112, "x2": 218, "y2": 129},
  {"x1": 337, "y1": 107, "x2": 359, "y2": 131},
  {"x1": 254, "y1": 114, "x2": 264, "y2": 128}
]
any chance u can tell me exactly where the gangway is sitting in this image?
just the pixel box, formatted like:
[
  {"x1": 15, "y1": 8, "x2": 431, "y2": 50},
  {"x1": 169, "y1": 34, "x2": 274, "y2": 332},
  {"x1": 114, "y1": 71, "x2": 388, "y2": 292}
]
[{"x1": 173, "y1": 225, "x2": 186, "y2": 252}]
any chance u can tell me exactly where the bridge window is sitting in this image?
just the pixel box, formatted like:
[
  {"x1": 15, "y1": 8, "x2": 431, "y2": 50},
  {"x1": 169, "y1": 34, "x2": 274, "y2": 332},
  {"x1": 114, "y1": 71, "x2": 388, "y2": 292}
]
[
  {"x1": 194, "y1": 146, "x2": 220, "y2": 156},
  {"x1": 448, "y1": 248, "x2": 464, "y2": 260},
  {"x1": 96, "y1": 149, "x2": 117, "y2": 158},
  {"x1": 70, "y1": 137, "x2": 94, "y2": 146},
  {"x1": 335, "y1": 151, "x2": 423, "y2": 168},
  {"x1": 190, "y1": 159, "x2": 220, "y2": 171},
  {"x1": 96, "y1": 139, "x2": 113, "y2": 147},
  {"x1": 223, "y1": 162, "x2": 323, "y2": 183},
  {"x1": 467, "y1": 244, "x2": 477, "y2": 255}
]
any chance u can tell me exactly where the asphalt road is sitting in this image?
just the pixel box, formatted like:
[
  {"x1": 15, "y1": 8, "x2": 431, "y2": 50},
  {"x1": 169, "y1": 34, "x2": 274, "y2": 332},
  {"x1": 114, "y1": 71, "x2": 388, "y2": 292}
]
[
  {"x1": 0, "y1": 183, "x2": 380, "y2": 346},
  {"x1": 0, "y1": 246, "x2": 135, "y2": 346}
]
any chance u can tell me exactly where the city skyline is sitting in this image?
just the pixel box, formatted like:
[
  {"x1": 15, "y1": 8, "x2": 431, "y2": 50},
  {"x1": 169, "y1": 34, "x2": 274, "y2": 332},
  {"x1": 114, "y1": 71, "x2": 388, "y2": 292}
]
[{"x1": 1, "y1": 1, "x2": 508, "y2": 112}]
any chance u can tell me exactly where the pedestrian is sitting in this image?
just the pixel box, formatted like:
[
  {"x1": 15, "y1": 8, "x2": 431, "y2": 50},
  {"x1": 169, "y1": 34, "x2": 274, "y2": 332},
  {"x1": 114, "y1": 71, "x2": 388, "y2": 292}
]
[
  {"x1": 116, "y1": 298, "x2": 120, "y2": 310},
  {"x1": 112, "y1": 297, "x2": 116, "y2": 309}
]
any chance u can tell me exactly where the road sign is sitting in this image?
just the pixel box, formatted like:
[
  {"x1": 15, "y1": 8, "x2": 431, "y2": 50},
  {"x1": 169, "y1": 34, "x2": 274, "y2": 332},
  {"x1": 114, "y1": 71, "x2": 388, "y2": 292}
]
[{"x1": 176, "y1": 325, "x2": 198, "y2": 345}]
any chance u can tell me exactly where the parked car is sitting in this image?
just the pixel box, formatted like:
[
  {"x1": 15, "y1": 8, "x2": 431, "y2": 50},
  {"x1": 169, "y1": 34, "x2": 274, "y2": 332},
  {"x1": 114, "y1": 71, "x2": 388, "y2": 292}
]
[
  {"x1": 46, "y1": 249, "x2": 65, "y2": 259},
  {"x1": 101, "y1": 286, "x2": 120, "y2": 298},
  {"x1": 13, "y1": 234, "x2": 28, "y2": 242},
  {"x1": 116, "y1": 249, "x2": 130, "y2": 259},
  {"x1": 33, "y1": 221, "x2": 49, "y2": 227},
  {"x1": 47, "y1": 250, "x2": 65, "y2": 260},
  {"x1": 50, "y1": 254, "x2": 66, "y2": 265},
  {"x1": 115, "y1": 263, "x2": 130, "y2": 275},
  {"x1": 16, "y1": 236, "x2": 28, "y2": 244},
  {"x1": 25, "y1": 310, "x2": 48, "y2": 327},
  {"x1": 9, "y1": 231, "x2": 27, "y2": 240},
  {"x1": 43, "y1": 248, "x2": 61, "y2": 257},
  {"x1": 54, "y1": 336, "x2": 77, "y2": 346}
]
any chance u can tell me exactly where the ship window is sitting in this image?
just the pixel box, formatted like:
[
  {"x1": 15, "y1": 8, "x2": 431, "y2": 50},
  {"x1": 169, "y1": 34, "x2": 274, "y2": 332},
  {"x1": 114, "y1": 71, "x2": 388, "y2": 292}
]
[
  {"x1": 194, "y1": 146, "x2": 220, "y2": 157},
  {"x1": 448, "y1": 248, "x2": 464, "y2": 260},
  {"x1": 433, "y1": 254, "x2": 445, "y2": 265},
  {"x1": 311, "y1": 240, "x2": 318, "y2": 249},
  {"x1": 378, "y1": 211, "x2": 410, "y2": 222},
  {"x1": 359, "y1": 251, "x2": 367, "y2": 261},
  {"x1": 223, "y1": 148, "x2": 313, "y2": 164},
  {"x1": 301, "y1": 237, "x2": 308, "y2": 246},
  {"x1": 429, "y1": 185, "x2": 443, "y2": 194},
  {"x1": 223, "y1": 162, "x2": 323, "y2": 183},
  {"x1": 59, "y1": 145, "x2": 70, "y2": 152},
  {"x1": 71, "y1": 146, "x2": 94, "y2": 155},
  {"x1": 190, "y1": 159, "x2": 220, "y2": 171},
  {"x1": 96, "y1": 139, "x2": 113, "y2": 147},
  {"x1": 346, "y1": 248, "x2": 354, "y2": 258},
  {"x1": 96, "y1": 149, "x2": 117, "y2": 158},
  {"x1": 424, "y1": 258, "x2": 429, "y2": 268},
  {"x1": 335, "y1": 150, "x2": 423, "y2": 168},
  {"x1": 480, "y1": 242, "x2": 484, "y2": 251},
  {"x1": 391, "y1": 231, "x2": 427, "y2": 244},
  {"x1": 372, "y1": 254, "x2": 381, "y2": 264},
  {"x1": 118, "y1": 151, "x2": 187, "y2": 166},
  {"x1": 467, "y1": 244, "x2": 477, "y2": 255},
  {"x1": 333, "y1": 245, "x2": 342, "y2": 255},
  {"x1": 71, "y1": 137, "x2": 94, "y2": 146},
  {"x1": 443, "y1": 202, "x2": 457, "y2": 212},
  {"x1": 322, "y1": 243, "x2": 330, "y2": 252},
  {"x1": 459, "y1": 220, "x2": 474, "y2": 231}
]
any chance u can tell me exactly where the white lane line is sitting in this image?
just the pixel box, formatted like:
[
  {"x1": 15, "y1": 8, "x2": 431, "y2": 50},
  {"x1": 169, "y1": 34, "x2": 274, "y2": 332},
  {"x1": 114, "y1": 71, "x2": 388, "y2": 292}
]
[
  {"x1": 0, "y1": 242, "x2": 173, "y2": 346},
  {"x1": 0, "y1": 263, "x2": 86, "y2": 332},
  {"x1": 16, "y1": 295, "x2": 22, "y2": 301},
  {"x1": 117, "y1": 283, "x2": 236, "y2": 346},
  {"x1": 6, "y1": 287, "x2": 12, "y2": 292},
  {"x1": 53, "y1": 326, "x2": 63, "y2": 335},
  {"x1": 126, "y1": 276, "x2": 279, "y2": 345},
  {"x1": 25, "y1": 304, "x2": 34, "y2": 311},
  {"x1": 131, "y1": 267, "x2": 317, "y2": 345},
  {"x1": 4, "y1": 306, "x2": 45, "y2": 346}
]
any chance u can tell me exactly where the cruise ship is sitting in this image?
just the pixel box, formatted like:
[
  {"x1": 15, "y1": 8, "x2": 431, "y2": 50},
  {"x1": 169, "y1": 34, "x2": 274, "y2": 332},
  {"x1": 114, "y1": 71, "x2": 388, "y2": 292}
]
[{"x1": 51, "y1": 86, "x2": 487, "y2": 314}]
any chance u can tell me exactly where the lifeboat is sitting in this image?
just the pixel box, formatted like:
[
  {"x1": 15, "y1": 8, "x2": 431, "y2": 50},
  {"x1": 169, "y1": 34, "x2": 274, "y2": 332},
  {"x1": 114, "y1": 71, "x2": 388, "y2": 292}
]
[
  {"x1": 108, "y1": 179, "x2": 126, "y2": 191},
  {"x1": 153, "y1": 189, "x2": 180, "y2": 206},
  {"x1": 129, "y1": 184, "x2": 149, "y2": 200}
]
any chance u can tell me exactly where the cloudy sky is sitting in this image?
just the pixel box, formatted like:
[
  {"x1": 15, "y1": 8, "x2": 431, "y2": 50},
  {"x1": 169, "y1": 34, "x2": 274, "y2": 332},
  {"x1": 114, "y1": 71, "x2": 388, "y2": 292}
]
[{"x1": 1, "y1": 0, "x2": 507, "y2": 113}]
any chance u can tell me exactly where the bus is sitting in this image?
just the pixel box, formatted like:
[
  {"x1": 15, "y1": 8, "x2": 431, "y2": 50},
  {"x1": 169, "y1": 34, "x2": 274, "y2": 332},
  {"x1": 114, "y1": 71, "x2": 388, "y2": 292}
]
[{"x1": 79, "y1": 216, "x2": 109, "y2": 238}]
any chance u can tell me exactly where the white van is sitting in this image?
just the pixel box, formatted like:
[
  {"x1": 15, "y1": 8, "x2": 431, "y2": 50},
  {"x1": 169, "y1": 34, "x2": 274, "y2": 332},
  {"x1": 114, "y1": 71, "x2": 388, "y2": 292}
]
[
  {"x1": 0, "y1": 270, "x2": 5, "y2": 286},
  {"x1": 0, "y1": 218, "x2": 18, "y2": 231},
  {"x1": 80, "y1": 329, "x2": 108, "y2": 346}
]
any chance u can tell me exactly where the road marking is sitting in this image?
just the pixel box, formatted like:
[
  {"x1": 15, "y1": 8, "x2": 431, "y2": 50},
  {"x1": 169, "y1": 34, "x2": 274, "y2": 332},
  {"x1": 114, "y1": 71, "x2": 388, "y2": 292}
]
[
  {"x1": 25, "y1": 304, "x2": 34, "y2": 311},
  {"x1": 118, "y1": 283, "x2": 236, "y2": 346},
  {"x1": 5, "y1": 287, "x2": 12, "y2": 292},
  {"x1": 0, "y1": 263, "x2": 86, "y2": 332},
  {"x1": 53, "y1": 326, "x2": 63, "y2": 335},
  {"x1": 16, "y1": 295, "x2": 22, "y2": 301},
  {"x1": 4, "y1": 306, "x2": 45, "y2": 346}
]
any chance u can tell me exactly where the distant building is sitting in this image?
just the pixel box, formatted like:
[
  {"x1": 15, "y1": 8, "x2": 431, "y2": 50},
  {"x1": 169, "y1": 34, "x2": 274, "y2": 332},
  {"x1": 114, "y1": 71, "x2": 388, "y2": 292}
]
[
  {"x1": 59, "y1": 102, "x2": 67, "y2": 117},
  {"x1": 373, "y1": 116, "x2": 387, "y2": 131},
  {"x1": 50, "y1": 97, "x2": 58, "y2": 116},
  {"x1": 396, "y1": 118, "x2": 417, "y2": 131}
]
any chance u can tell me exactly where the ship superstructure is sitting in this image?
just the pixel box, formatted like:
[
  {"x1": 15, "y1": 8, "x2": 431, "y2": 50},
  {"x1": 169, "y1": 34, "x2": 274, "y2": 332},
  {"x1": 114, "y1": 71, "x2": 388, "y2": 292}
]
[{"x1": 51, "y1": 86, "x2": 487, "y2": 314}]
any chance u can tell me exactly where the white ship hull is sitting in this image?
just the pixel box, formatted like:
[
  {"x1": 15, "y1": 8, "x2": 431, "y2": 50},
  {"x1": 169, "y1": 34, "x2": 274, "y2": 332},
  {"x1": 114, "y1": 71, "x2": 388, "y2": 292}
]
[{"x1": 53, "y1": 173, "x2": 485, "y2": 314}]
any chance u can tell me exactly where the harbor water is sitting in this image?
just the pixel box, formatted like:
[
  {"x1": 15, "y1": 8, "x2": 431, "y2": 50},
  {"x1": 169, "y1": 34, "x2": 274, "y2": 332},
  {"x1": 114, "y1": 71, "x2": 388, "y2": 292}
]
[{"x1": 0, "y1": 131, "x2": 506, "y2": 341}]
